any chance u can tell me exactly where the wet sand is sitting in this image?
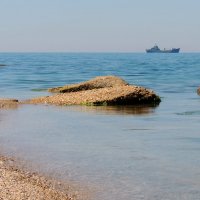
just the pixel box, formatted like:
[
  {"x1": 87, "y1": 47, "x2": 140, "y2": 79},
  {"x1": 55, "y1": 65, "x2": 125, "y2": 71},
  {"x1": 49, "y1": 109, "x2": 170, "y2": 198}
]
[{"x1": 0, "y1": 155, "x2": 77, "y2": 200}]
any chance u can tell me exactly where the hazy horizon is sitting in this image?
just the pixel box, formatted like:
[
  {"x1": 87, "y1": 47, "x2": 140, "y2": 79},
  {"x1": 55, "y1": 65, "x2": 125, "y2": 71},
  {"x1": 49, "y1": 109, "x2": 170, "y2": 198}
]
[{"x1": 0, "y1": 0, "x2": 200, "y2": 52}]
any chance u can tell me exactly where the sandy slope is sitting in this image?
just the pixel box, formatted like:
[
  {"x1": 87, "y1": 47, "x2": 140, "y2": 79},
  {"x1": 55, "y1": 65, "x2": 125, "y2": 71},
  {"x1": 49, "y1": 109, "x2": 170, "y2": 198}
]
[{"x1": 0, "y1": 156, "x2": 76, "y2": 200}]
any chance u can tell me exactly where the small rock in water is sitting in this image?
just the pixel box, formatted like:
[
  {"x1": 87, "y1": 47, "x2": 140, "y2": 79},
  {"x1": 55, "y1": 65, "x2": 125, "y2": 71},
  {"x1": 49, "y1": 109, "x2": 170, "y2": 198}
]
[
  {"x1": 0, "y1": 98, "x2": 19, "y2": 109},
  {"x1": 197, "y1": 87, "x2": 200, "y2": 95}
]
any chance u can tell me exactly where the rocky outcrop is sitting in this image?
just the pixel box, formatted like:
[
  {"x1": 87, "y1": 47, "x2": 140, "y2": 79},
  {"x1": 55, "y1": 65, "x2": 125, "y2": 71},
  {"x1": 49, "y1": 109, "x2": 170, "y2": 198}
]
[
  {"x1": 29, "y1": 86, "x2": 161, "y2": 106},
  {"x1": 28, "y1": 76, "x2": 161, "y2": 106}
]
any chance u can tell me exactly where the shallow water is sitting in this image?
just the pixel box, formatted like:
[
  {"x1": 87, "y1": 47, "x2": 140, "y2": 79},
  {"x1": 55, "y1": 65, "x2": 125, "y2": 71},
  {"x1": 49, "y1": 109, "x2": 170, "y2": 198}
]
[{"x1": 0, "y1": 53, "x2": 200, "y2": 199}]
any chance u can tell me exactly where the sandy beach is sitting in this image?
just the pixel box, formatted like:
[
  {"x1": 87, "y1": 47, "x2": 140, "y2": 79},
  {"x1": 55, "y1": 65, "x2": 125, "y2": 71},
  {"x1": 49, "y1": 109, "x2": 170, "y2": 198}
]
[{"x1": 0, "y1": 155, "x2": 78, "y2": 200}]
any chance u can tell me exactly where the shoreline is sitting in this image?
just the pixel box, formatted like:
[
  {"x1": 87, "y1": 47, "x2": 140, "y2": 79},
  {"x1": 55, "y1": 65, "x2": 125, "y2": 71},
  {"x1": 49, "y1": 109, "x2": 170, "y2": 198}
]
[
  {"x1": 0, "y1": 102, "x2": 92, "y2": 200},
  {"x1": 0, "y1": 155, "x2": 79, "y2": 200}
]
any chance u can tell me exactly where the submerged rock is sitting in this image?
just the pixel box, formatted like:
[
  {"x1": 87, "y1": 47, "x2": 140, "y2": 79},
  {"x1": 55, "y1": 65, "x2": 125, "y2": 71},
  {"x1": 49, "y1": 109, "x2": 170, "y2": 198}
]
[
  {"x1": 28, "y1": 76, "x2": 161, "y2": 106},
  {"x1": 48, "y1": 76, "x2": 128, "y2": 93}
]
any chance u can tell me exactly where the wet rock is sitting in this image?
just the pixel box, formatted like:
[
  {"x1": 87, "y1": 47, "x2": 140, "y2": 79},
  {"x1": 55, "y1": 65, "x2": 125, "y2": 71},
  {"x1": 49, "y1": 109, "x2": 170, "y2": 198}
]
[
  {"x1": 28, "y1": 84, "x2": 161, "y2": 106},
  {"x1": 0, "y1": 98, "x2": 19, "y2": 109}
]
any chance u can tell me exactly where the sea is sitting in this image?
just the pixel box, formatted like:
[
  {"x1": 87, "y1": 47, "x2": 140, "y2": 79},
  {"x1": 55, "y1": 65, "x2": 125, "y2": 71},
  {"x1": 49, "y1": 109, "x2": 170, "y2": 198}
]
[{"x1": 0, "y1": 53, "x2": 200, "y2": 200}]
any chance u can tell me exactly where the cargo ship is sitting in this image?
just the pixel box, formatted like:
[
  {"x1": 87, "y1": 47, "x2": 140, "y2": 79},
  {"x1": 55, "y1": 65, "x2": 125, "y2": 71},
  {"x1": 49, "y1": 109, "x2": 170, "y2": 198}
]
[{"x1": 146, "y1": 45, "x2": 180, "y2": 53}]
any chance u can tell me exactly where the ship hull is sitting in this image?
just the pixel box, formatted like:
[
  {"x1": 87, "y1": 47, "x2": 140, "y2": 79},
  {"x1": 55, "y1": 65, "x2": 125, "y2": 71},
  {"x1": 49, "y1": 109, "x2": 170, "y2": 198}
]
[{"x1": 146, "y1": 48, "x2": 180, "y2": 53}]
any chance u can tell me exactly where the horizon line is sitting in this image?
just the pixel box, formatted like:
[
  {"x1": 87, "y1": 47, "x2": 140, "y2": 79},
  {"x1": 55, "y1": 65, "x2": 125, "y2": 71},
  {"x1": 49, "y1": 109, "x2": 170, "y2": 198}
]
[{"x1": 0, "y1": 51, "x2": 199, "y2": 53}]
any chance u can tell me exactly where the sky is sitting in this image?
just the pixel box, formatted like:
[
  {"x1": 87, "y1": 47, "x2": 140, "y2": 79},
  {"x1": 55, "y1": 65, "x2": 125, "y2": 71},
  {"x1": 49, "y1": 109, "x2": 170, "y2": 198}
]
[{"x1": 0, "y1": 0, "x2": 200, "y2": 52}]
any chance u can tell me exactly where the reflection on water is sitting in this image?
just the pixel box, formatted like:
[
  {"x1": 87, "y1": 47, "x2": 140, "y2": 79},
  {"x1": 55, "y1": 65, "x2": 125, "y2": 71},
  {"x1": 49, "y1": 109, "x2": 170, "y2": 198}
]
[
  {"x1": 60, "y1": 105, "x2": 158, "y2": 115},
  {"x1": 0, "y1": 102, "x2": 158, "y2": 115}
]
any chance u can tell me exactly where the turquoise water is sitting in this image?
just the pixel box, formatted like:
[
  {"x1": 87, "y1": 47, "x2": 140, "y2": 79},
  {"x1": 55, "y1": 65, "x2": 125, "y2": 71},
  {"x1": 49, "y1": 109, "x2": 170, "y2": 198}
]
[{"x1": 0, "y1": 53, "x2": 200, "y2": 199}]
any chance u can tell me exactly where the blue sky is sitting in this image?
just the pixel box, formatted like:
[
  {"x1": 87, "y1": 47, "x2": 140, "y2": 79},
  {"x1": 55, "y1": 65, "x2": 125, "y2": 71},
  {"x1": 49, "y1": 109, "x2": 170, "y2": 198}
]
[{"x1": 0, "y1": 0, "x2": 199, "y2": 52}]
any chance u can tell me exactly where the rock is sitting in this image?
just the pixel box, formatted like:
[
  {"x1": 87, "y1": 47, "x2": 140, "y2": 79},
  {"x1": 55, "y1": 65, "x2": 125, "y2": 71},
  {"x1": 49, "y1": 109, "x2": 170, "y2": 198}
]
[
  {"x1": 28, "y1": 84, "x2": 161, "y2": 106},
  {"x1": 48, "y1": 76, "x2": 128, "y2": 93},
  {"x1": 0, "y1": 98, "x2": 19, "y2": 109},
  {"x1": 197, "y1": 87, "x2": 200, "y2": 95},
  {"x1": 0, "y1": 76, "x2": 161, "y2": 107}
]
